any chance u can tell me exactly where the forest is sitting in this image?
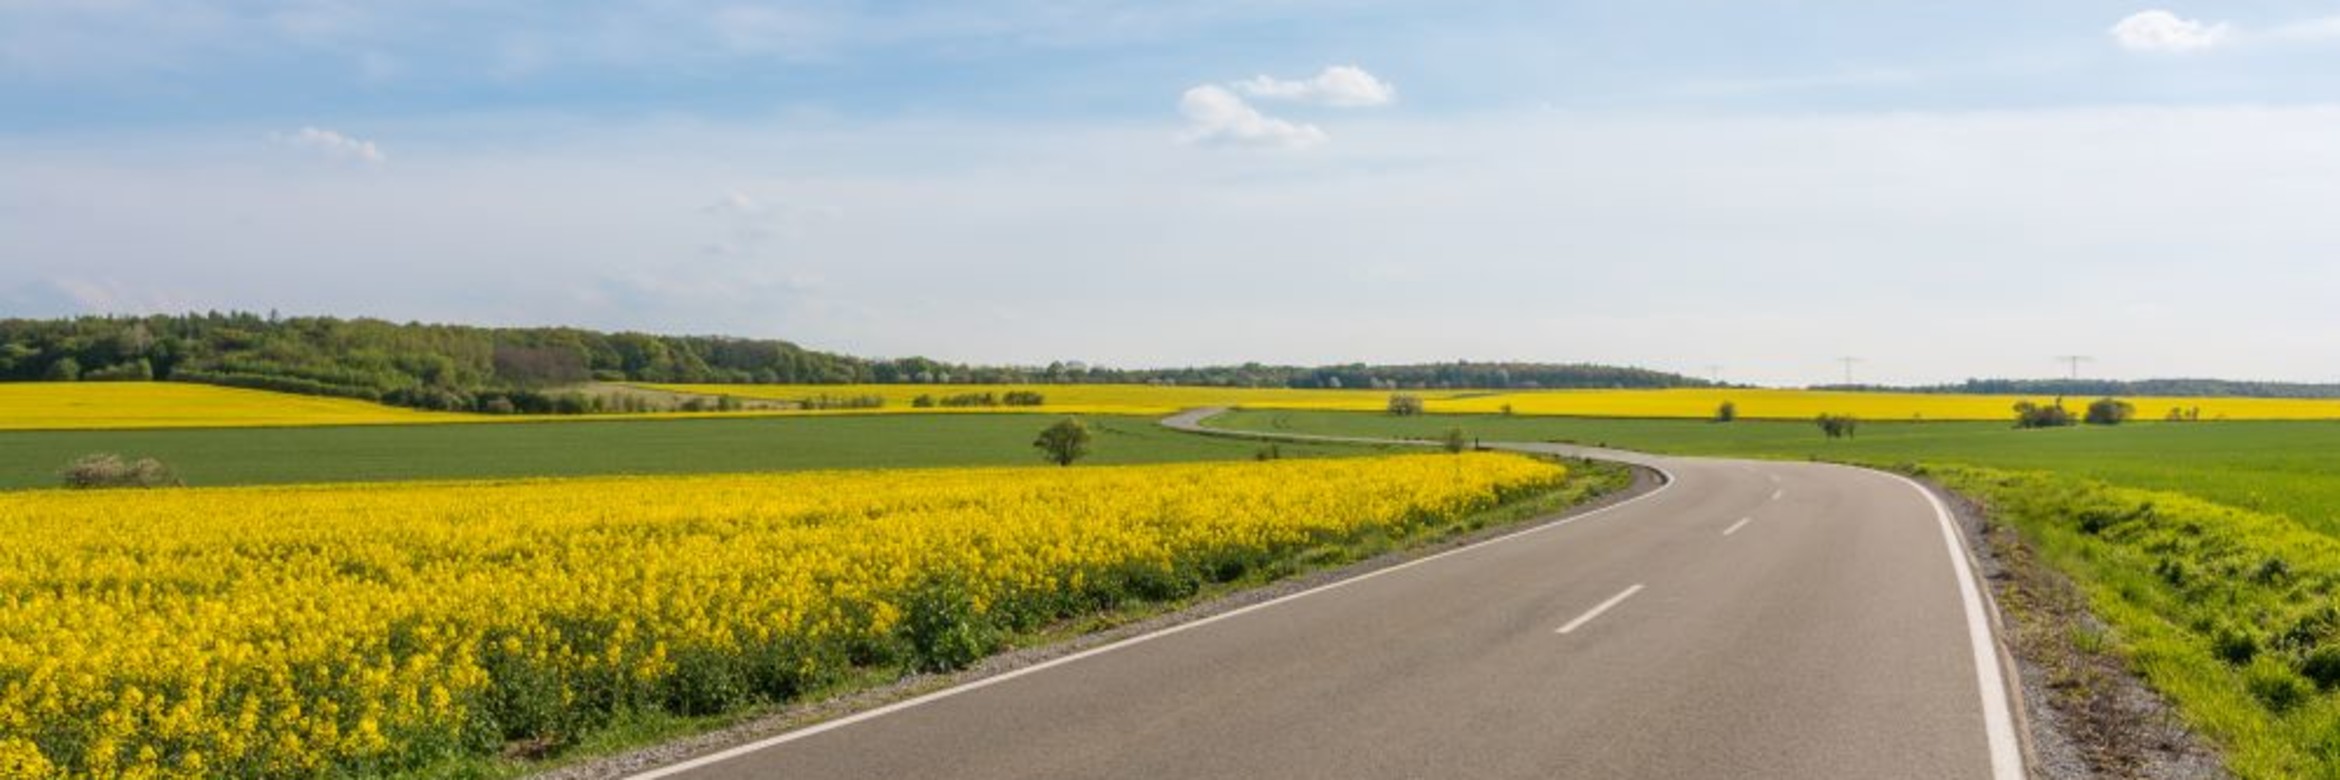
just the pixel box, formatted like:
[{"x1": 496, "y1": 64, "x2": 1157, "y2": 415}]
[{"x1": 0, "y1": 313, "x2": 1705, "y2": 412}]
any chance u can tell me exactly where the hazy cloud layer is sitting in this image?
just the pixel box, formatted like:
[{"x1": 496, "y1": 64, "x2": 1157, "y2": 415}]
[
  {"x1": 8, "y1": 105, "x2": 2340, "y2": 385},
  {"x1": 9, "y1": 3, "x2": 2340, "y2": 385}
]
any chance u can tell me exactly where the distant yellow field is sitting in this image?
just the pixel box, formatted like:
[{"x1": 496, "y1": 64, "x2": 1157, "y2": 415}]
[
  {"x1": 8, "y1": 382, "x2": 2339, "y2": 431},
  {"x1": 659, "y1": 383, "x2": 2340, "y2": 421},
  {"x1": 645, "y1": 382, "x2": 1421, "y2": 416},
  {"x1": 1409, "y1": 388, "x2": 2340, "y2": 421},
  {"x1": 0, "y1": 382, "x2": 481, "y2": 430}
]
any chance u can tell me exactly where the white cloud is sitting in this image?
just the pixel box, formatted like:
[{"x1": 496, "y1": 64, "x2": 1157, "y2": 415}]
[
  {"x1": 1233, "y1": 65, "x2": 1396, "y2": 107},
  {"x1": 2110, "y1": 10, "x2": 2232, "y2": 53},
  {"x1": 1178, "y1": 85, "x2": 1327, "y2": 149},
  {"x1": 278, "y1": 126, "x2": 386, "y2": 163}
]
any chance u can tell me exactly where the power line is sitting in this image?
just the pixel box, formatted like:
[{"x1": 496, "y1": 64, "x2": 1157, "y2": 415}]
[
  {"x1": 2055, "y1": 355, "x2": 2095, "y2": 381},
  {"x1": 1837, "y1": 356, "x2": 1865, "y2": 386}
]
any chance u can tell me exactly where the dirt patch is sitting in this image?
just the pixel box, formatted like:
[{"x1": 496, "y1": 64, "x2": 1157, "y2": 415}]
[{"x1": 1928, "y1": 478, "x2": 2228, "y2": 780}]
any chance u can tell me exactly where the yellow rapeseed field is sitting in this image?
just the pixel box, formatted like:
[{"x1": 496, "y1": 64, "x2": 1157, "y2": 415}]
[
  {"x1": 0, "y1": 383, "x2": 480, "y2": 430},
  {"x1": 1413, "y1": 388, "x2": 2340, "y2": 421},
  {"x1": 651, "y1": 383, "x2": 2340, "y2": 421},
  {"x1": 0, "y1": 454, "x2": 1563, "y2": 778},
  {"x1": 12, "y1": 381, "x2": 2339, "y2": 432},
  {"x1": 643, "y1": 382, "x2": 1422, "y2": 416}
]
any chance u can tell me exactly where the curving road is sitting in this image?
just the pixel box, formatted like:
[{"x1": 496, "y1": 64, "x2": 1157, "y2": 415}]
[{"x1": 627, "y1": 409, "x2": 2022, "y2": 779}]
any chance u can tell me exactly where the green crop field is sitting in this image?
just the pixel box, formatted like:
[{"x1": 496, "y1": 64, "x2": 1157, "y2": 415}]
[{"x1": 0, "y1": 414, "x2": 1381, "y2": 490}]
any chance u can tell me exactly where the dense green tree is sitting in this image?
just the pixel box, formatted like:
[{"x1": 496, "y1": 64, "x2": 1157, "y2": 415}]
[
  {"x1": 1033, "y1": 419, "x2": 1092, "y2": 466},
  {"x1": 2085, "y1": 398, "x2": 2136, "y2": 426}
]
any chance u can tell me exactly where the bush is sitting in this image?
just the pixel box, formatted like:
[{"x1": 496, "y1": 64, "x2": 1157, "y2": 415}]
[
  {"x1": 1714, "y1": 401, "x2": 1737, "y2": 423},
  {"x1": 43, "y1": 357, "x2": 79, "y2": 382},
  {"x1": 799, "y1": 394, "x2": 885, "y2": 411},
  {"x1": 1442, "y1": 427, "x2": 1469, "y2": 453},
  {"x1": 1815, "y1": 413, "x2": 1859, "y2": 439},
  {"x1": 2013, "y1": 399, "x2": 2076, "y2": 429},
  {"x1": 59, "y1": 454, "x2": 180, "y2": 489},
  {"x1": 84, "y1": 359, "x2": 154, "y2": 382},
  {"x1": 1386, "y1": 393, "x2": 1423, "y2": 416},
  {"x1": 2084, "y1": 397, "x2": 2135, "y2": 426},
  {"x1": 900, "y1": 576, "x2": 998, "y2": 673}
]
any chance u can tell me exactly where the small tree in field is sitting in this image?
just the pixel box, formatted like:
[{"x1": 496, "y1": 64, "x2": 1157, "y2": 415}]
[
  {"x1": 1714, "y1": 401, "x2": 1738, "y2": 423},
  {"x1": 1387, "y1": 393, "x2": 1424, "y2": 417},
  {"x1": 1816, "y1": 413, "x2": 1859, "y2": 440},
  {"x1": 1033, "y1": 418, "x2": 1092, "y2": 466},
  {"x1": 2084, "y1": 397, "x2": 2135, "y2": 426},
  {"x1": 1442, "y1": 427, "x2": 1469, "y2": 453}
]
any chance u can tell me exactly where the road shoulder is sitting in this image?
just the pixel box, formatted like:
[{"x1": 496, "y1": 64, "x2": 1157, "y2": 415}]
[{"x1": 1927, "y1": 476, "x2": 2228, "y2": 780}]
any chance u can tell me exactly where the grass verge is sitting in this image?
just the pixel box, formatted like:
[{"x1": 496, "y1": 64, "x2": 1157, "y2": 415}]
[{"x1": 1923, "y1": 465, "x2": 2340, "y2": 778}]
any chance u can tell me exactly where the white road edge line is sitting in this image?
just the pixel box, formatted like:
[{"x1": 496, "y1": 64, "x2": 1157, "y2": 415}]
[
  {"x1": 1770, "y1": 488, "x2": 1785, "y2": 501},
  {"x1": 624, "y1": 459, "x2": 1679, "y2": 780},
  {"x1": 1880, "y1": 470, "x2": 2024, "y2": 780},
  {"x1": 1721, "y1": 517, "x2": 1753, "y2": 536},
  {"x1": 1556, "y1": 584, "x2": 1646, "y2": 635}
]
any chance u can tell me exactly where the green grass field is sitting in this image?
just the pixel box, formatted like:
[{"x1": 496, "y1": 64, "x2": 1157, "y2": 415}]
[
  {"x1": 0, "y1": 414, "x2": 1381, "y2": 490},
  {"x1": 1213, "y1": 410, "x2": 2340, "y2": 536}
]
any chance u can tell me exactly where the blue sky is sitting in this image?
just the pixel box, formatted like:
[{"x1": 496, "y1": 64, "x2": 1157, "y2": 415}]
[{"x1": 5, "y1": 2, "x2": 2340, "y2": 385}]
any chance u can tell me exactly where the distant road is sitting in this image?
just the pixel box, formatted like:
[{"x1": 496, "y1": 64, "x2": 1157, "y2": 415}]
[{"x1": 629, "y1": 409, "x2": 2021, "y2": 779}]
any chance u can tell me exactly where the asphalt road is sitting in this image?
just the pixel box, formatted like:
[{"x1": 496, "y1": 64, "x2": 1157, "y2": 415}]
[{"x1": 629, "y1": 410, "x2": 2021, "y2": 779}]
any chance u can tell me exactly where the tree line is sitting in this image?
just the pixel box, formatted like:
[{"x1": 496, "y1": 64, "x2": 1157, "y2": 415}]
[{"x1": 0, "y1": 313, "x2": 1706, "y2": 413}]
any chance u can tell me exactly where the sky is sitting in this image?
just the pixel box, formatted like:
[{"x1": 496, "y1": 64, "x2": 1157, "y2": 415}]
[{"x1": 4, "y1": 2, "x2": 2339, "y2": 386}]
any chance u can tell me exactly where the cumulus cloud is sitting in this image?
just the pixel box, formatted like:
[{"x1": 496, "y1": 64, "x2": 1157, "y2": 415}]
[
  {"x1": 278, "y1": 126, "x2": 386, "y2": 163},
  {"x1": 1233, "y1": 65, "x2": 1396, "y2": 107},
  {"x1": 2110, "y1": 10, "x2": 2232, "y2": 52},
  {"x1": 1178, "y1": 85, "x2": 1327, "y2": 149}
]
